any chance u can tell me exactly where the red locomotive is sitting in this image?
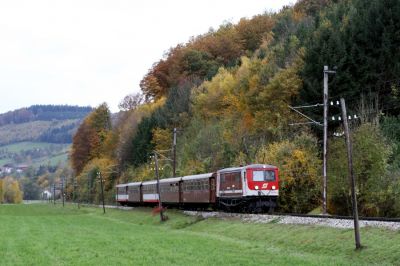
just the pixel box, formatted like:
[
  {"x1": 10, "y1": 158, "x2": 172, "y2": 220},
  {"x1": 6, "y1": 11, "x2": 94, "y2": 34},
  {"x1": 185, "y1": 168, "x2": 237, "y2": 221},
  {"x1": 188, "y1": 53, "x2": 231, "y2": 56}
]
[{"x1": 116, "y1": 164, "x2": 279, "y2": 213}]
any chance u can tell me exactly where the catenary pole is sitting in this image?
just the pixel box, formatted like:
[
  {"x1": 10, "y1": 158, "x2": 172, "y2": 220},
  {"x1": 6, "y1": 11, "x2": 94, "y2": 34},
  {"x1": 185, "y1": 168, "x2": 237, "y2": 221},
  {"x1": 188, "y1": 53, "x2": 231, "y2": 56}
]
[
  {"x1": 322, "y1": 66, "x2": 329, "y2": 215},
  {"x1": 322, "y1": 65, "x2": 336, "y2": 214},
  {"x1": 340, "y1": 98, "x2": 361, "y2": 250},
  {"x1": 61, "y1": 177, "x2": 65, "y2": 207}
]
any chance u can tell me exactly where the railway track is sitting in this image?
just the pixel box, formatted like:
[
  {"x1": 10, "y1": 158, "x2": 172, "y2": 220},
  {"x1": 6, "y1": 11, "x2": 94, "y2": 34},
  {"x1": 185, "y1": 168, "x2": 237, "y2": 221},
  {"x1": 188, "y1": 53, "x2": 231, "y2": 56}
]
[
  {"x1": 183, "y1": 210, "x2": 400, "y2": 230},
  {"x1": 183, "y1": 208, "x2": 400, "y2": 222},
  {"x1": 270, "y1": 212, "x2": 400, "y2": 223},
  {"x1": 81, "y1": 203, "x2": 400, "y2": 228}
]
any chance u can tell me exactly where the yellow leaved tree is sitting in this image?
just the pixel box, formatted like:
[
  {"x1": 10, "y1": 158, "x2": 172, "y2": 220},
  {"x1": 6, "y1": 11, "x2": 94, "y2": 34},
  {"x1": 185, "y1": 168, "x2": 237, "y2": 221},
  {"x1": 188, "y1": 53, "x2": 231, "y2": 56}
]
[
  {"x1": 2, "y1": 176, "x2": 23, "y2": 204},
  {"x1": 255, "y1": 132, "x2": 321, "y2": 213}
]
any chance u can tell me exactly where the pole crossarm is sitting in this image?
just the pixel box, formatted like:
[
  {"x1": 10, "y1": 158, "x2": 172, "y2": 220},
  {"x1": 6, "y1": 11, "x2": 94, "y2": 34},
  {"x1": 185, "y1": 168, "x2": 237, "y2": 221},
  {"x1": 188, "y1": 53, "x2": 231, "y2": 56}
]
[
  {"x1": 292, "y1": 103, "x2": 323, "y2": 109},
  {"x1": 154, "y1": 149, "x2": 172, "y2": 153},
  {"x1": 288, "y1": 105, "x2": 323, "y2": 126},
  {"x1": 152, "y1": 150, "x2": 173, "y2": 161},
  {"x1": 289, "y1": 122, "x2": 318, "y2": 126},
  {"x1": 324, "y1": 69, "x2": 337, "y2": 74}
]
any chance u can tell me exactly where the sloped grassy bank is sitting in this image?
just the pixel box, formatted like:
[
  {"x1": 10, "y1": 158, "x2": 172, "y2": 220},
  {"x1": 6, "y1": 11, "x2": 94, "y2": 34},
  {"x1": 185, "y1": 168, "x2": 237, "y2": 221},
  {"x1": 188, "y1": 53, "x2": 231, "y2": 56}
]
[{"x1": 0, "y1": 204, "x2": 399, "y2": 265}]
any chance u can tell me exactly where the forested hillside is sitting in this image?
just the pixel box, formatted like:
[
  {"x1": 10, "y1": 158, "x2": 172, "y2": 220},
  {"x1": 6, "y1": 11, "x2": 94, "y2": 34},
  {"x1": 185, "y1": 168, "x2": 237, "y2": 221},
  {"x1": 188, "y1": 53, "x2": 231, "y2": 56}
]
[
  {"x1": 70, "y1": 0, "x2": 400, "y2": 217},
  {"x1": 0, "y1": 105, "x2": 92, "y2": 126},
  {"x1": 0, "y1": 105, "x2": 92, "y2": 145}
]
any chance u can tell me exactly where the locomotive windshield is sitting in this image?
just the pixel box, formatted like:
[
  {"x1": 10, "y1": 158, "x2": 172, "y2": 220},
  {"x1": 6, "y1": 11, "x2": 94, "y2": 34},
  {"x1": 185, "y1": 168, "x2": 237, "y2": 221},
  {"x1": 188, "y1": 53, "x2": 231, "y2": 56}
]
[{"x1": 252, "y1": 170, "x2": 275, "y2": 181}]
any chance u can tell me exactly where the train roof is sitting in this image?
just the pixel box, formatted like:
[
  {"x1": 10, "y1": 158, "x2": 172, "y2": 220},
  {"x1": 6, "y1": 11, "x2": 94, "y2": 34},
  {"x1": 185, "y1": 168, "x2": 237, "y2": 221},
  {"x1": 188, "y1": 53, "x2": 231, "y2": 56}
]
[
  {"x1": 218, "y1": 164, "x2": 277, "y2": 173},
  {"x1": 246, "y1": 164, "x2": 277, "y2": 169},
  {"x1": 116, "y1": 183, "x2": 128, "y2": 188},
  {"x1": 182, "y1": 173, "x2": 214, "y2": 181},
  {"x1": 159, "y1": 177, "x2": 182, "y2": 183},
  {"x1": 127, "y1": 182, "x2": 142, "y2": 187},
  {"x1": 142, "y1": 180, "x2": 158, "y2": 185}
]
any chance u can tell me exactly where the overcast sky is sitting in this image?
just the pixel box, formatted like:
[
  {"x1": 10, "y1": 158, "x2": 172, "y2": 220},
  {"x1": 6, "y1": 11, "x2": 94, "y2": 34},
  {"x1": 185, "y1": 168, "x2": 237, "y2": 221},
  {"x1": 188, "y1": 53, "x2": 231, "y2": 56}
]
[{"x1": 0, "y1": 0, "x2": 294, "y2": 113}]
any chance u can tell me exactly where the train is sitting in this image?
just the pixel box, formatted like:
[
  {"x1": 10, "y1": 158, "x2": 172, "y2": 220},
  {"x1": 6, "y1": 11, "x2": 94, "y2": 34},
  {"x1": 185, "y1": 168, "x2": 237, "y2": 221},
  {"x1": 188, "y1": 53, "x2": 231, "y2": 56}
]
[{"x1": 116, "y1": 164, "x2": 279, "y2": 213}]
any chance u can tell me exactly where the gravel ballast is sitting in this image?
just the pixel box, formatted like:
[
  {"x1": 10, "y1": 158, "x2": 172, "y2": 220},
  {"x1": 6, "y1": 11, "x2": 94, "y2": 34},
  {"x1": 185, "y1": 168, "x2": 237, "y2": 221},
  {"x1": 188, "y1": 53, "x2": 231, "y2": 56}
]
[{"x1": 184, "y1": 211, "x2": 400, "y2": 230}]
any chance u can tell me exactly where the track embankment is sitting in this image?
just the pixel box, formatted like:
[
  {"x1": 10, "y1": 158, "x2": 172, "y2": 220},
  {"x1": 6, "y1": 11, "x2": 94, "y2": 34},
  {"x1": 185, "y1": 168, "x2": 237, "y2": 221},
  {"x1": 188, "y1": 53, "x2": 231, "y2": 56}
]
[{"x1": 183, "y1": 211, "x2": 400, "y2": 230}]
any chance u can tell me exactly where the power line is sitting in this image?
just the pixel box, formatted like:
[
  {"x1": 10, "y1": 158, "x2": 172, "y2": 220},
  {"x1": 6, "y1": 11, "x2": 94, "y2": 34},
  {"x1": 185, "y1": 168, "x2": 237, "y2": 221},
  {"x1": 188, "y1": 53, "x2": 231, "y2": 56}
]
[
  {"x1": 288, "y1": 105, "x2": 322, "y2": 126},
  {"x1": 292, "y1": 103, "x2": 324, "y2": 109}
]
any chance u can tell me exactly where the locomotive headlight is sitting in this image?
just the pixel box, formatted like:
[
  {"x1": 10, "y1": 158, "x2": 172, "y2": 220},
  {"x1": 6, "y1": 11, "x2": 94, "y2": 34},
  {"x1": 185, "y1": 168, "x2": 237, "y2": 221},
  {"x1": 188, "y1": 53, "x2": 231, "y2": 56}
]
[
  {"x1": 255, "y1": 185, "x2": 259, "y2": 190},
  {"x1": 272, "y1": 185, "x2": 276, "y2": 190}
]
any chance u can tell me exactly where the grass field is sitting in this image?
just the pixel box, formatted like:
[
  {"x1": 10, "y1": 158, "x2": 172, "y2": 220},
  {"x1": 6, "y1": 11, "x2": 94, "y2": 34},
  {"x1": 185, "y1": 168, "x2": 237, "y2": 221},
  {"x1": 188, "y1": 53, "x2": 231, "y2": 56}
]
[
  {"x1": 32, "y1": 151, "x2": 69, "y2": 167},
  {"x1": 0, "y1": 142, "x2": 58, "y2": 152},
  {"x1": 0, "y1": 204, "x2": 399, "y2": 266}
]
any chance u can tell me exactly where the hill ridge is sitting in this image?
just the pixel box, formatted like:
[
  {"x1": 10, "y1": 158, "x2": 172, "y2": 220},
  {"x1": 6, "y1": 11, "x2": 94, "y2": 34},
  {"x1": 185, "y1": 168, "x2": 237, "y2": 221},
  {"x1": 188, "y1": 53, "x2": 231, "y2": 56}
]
[{"x1": 0, "y1": 104, "x2": 93, "y2": 127}]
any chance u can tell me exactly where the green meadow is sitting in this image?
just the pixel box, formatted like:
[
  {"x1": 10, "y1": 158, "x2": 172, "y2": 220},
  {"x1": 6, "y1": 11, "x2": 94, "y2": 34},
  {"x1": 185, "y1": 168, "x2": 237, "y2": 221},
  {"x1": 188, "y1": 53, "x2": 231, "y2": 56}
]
[{"x1": 0, "y1": 204, "x2": 399, "y2": 265}]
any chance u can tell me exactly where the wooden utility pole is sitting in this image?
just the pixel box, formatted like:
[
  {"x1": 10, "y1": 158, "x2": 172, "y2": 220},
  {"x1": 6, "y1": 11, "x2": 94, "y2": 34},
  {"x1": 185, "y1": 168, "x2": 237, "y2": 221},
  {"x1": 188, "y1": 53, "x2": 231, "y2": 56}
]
[
  {"x1": 115, "y1": 186, "x2": 118, "y2": 206},
  {"x1": 340, "y1": 98, "x2": 361, "y2": 250},
  {"x1": 61, "y1": 177, "x2": 65, "y2": 207},
  {"x1": 87, "y1": 175, "x2": 90, "y2": 205},
  {"x1": 173, "y1": 128, "x2": 177, "y2": 177},
  {"x1": 98, "y1": 171, "x2": 106, "y2": 214},
  {"x1": 73, "y1": 180, "x2": 80, "y2": 209},
  {"x1": 53, "y1": 183, "x2": 56, "y2": 205},
  {"x1": 154, "y1": 152, "x2": 166, "y2": 221}
]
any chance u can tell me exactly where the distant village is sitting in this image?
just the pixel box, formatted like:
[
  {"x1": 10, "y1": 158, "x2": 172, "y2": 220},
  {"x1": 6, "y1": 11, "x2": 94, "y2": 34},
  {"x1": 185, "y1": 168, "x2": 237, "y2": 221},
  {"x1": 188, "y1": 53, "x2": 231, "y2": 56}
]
[{"x1": 0, "y1": 163, "x2": 29, "y2": 175}]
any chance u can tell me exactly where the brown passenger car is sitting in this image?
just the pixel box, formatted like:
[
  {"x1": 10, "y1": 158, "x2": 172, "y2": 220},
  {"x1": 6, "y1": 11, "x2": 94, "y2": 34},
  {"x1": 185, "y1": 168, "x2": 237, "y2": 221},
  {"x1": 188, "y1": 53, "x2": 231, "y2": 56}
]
[
  {"x1": 127, "y1": 182, "x2": 142, "y2": 203},
  {"x1": 159, "y1": 177, "x2": 181, "y2": 203},
  {"x1": 181, "y1": 173, "x2": 216, "y2": 204},
  {"x1": 142, "y1": 181, "x2": 159, "y2": 203}
]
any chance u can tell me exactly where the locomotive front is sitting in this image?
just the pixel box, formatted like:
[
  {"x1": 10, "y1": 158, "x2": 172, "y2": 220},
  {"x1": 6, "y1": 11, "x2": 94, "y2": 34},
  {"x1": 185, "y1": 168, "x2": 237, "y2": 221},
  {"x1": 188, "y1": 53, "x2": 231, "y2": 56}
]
[
  {"x1": 217, "y1": 164, "x2": 279, "y2": 213},
  {"x1": 244, "y1": 164, "x2": 279, "y2": 196},
  {"x1": 243, "y1": 164, "x2": 279, "y2": 212}
]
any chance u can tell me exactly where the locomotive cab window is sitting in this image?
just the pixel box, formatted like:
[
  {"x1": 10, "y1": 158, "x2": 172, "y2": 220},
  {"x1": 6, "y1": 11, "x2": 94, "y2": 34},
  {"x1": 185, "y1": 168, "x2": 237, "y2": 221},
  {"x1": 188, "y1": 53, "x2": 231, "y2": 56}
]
[{"x1": 253, "y1": 170, "x2": 275, "y2": 181}]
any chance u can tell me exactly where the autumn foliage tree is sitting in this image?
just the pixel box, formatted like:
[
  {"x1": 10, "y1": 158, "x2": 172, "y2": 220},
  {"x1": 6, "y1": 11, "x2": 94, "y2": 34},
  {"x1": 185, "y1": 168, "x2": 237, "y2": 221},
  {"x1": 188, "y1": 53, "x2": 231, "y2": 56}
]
[
  {"x1": 139, "y1": 14, "x2": 277, "y2": 101},
  {"x1": 1, "y1": 176, "x2": 23, "y2": 204},
  {"x1": 71, "y1": 103, "x2": 112, "y2": 175},
  {"x1": 118, "y1": 92, "x2": 144, "y2": 111}
]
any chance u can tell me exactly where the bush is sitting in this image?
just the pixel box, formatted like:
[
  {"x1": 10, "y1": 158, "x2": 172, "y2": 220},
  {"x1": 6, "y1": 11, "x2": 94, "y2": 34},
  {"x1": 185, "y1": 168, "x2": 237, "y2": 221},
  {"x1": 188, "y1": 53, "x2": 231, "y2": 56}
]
[{"x1": 328, "y1": 123, "x2": 398, "y2": 216}]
